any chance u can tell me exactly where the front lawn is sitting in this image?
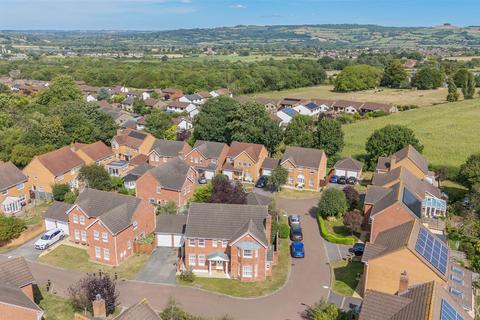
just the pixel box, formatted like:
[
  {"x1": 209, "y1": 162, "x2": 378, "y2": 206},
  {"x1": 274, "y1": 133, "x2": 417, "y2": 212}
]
[
  {"x1": 177, "y1": 239, "x2": 290, "y2": 297},
  {"x1": 276, "y1": 188, "x2": 321, "y2": 199},
  {"x1": 37, "y1": 287, "x2": 77, "y2": 320},
  {"x1": 324, "y1": 218, "x2": 359, "y2": 241},
  {"x1": 331, "y1": 260, "x2": 363, "y2": 296},
  {"x1": 37, "y1": 245, "x2": 149, "y2": 279}
]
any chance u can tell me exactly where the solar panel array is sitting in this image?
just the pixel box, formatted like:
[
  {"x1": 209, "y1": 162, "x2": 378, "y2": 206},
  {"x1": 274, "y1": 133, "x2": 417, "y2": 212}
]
[
  {"x1": 441, "y1": 299, "x2": 464, "y2": 320},
  {"x1": 415, "y1": 227, "x2": 448, "y2": 275}
]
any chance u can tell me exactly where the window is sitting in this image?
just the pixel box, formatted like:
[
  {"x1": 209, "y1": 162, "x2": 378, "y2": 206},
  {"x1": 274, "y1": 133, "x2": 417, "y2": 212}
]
[
  {"x1": 149, "y1": 198, "x2": 155, "y2": 204},
  {"x1": 133, "y1": 221, "x2": 138, "y2": 230},
  {"x1": 212, "y1": 240, "x2": 217, "y2": 247},
  {"x1": 189, "y1": 254, "x2": 196, "y2": 266},
  {"x1": 309, "y1": 169, "x2": 315, "y2": 174},
  {"x1": 95, "y1": 246, "x2": 101, "y2": 258},
  {"x1": 102, "y1": 232, "x2": 108, "y2": 243},
  {"x1": 127, "y1": 240, "x2": 132, "y2": 250},
  {"x1": 188, "y1": 239, "x2": 195, "y2": 247},
  {"x1": 243, "y1": 249, "x2": 253, "y2": 258},
  {"x1": 156, "y1": 186, "x2": 161, "y2": 194},
  {"x1": 242, "y1": 265, "x2": 253, "y2": 278},
  {"x1": 74, "y1": 229, "x2": 80, "y2": 241},
  {"x1": 103, "y1": 248, "x2": 110, "y2": 261},
  {"x1": 93, "y1": 230, "x2": 99, "y2": 241},
  {"x1": 452, "y1": 266, "x2": 464, "y2": 275},
  {"x1": 79, "y1": 215, "x2": 85, "y2": 225},
  {"x1": 288, "y1": 177, "x2": 294, "y2": 185},
  {"x1": 451, "y1": 275, "x2": 463, "y2": 284},
  {"x1": 222, "y1": 240, "x2": 228, "y2": 248},
  {"x1": 16, "y1": 183, "x2": 24, "y2": 190},
  {"x1": 81, "y1": 230, "x2": 87, "y2": 242},
  {"x1": 73, "y1": 215, "x2": 79, "y2": 224},
  {"x1": 198, "y1": 255, "x2": 205, "y2": 266},
  {"x1": 198, "y1": 239, "x2": 205, "y2": 247},
  {"x1": 450, "y1": 287, "x2": 463, "y2": 298}
]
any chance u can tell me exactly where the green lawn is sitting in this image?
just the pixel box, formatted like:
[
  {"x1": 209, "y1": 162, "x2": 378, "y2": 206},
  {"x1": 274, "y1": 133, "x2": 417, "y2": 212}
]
[
  {"x1": 342, "y1": 99, "x2": 480, "y2": 174},
  {"x1": 276, "y1": 188, "x2": 321, "y2": 200},
  {"x1": 331, "y1": 260, "x2": 363, "y2": 296},
  {"x1": 177, "y1": 239, "x2": 290, "y2": 297},
  {"x1": 324, "y1": 218, "x2": 359, "y2": 242},
  {"x1": 37, "y1": 288, "x2": 77, "y2": 320},
  {"x1": 38, "y1": 245, "x2": 149, "y2": 279},
  {"x1": 23, "y1": 202, "x2": 51, "y2": 226}
]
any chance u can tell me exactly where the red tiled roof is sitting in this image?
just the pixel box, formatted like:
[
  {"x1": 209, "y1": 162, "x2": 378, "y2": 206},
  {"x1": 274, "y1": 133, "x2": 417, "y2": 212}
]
[
  {"x1": 227, "y1": 141, "x2": 265, "y2": 163},
  {"x1": 37, "y1": 146, "x2": 85, "y2": 176},
  {"x1": 74, "y1": 141, "x2": 113, "y2": 162}
]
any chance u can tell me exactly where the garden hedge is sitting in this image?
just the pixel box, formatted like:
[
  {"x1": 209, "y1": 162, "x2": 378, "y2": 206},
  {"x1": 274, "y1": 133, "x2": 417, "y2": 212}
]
[{"x1": 317, "y1": 215, "x2": 356, "y2": 245}]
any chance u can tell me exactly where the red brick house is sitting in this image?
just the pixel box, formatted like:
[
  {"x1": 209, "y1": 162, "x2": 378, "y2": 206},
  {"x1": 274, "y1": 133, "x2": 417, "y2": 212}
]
[
  {"x1": 136, "y1": 157, "x2": 196, "y2": 208},
  {"x1": 0, "y1": 256, "x2": 43, "y2": 320},
  {"x1": 184, "y1": 140, "x2": 229, "y2": 180},
  {"x1": 67, "y1": 188, "x2": 156, "y2": 266},
  {"x1": 147, "y1": 139, "x2": 192, "y2": 167},
  {"x1": 184, "y1": 203, "x2": 275, "y2": 282}
]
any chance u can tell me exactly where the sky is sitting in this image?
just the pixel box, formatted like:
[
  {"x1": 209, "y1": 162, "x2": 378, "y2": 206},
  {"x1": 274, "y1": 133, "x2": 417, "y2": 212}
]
[{"x1": 0, "y1": 0, "x2": 479, "y2": 30}]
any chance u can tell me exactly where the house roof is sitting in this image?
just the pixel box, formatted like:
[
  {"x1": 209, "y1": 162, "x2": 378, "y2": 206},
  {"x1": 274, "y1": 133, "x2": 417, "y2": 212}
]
[
  {"x1": 312, "y1": 99, "x2": 336, "y2": 107},
  {"x1": 36, "y1": 146, "x2": 85, "y2": 176},
  {"x1": 168, "y1": 101, "x2": 190, "y2": 109},
  {"x1": 393, "y1": 145, "x2": 429, "y2": 175},
  {"x1": 361, "y1": 102, "x2": 393, "y2": 113},
  {"x1": 150, "y1": 139, "x2": 188, "y2": 158},
  {"x1": 255, "y1": 97, "x2": 279, "y2": 106},
  {"x1": 334, "y1": 157, "x2": 363, "y2": 172},
  {"x1": 366, "y1": 182, "x2": 423, "y2": 219},
  {"x1": 147, "y1": 157, "x2": 191, "y2": 191},
  {"x1": 0, "y1": 283, "x2": 42, "y2": 312},
  {"x1": 192, "y1": 140, "x2": 227, "y2": 159},
  {"x1": 279, "y1": 107, "x2": 298, "y2": 117},
  {"x1": 334, "y1": 100, "x2": 364, "y2": 108},
  {"x1": 227, "y1": 141, "x2": 265, "y2": 163},
  {"x1": 185, "y1": 203, "x2": 268, "y2": 246},
  {"x1": 73, "y1": 141, "x2": 113, "y2": 162},
  {"x1": 144, "y1": 98, "x2": 159, "y2": 107},
  {"x1": 196, "y1": 91, "x2": 212, "y2": 99},
  {"x1": 0, "y1": 257, "x2": 35, "y2": 288},
  {"x1": 261, "y1": 157, "x2": 280, "y2": 170},
  {"x1": 129, "y1": 154, "x2": 149, "y2": 166},
  {"x1": 281, "y1": 146, "x2": 326, "y2": 169},
  {"x1": 246, "y1": 192, "x2": 272, "y2": 206},
  {"x1": 124, "y1": 164, "x2": 154, "y2": 183},
  {"x1": 184, "y1": 94, "x2": 202, "y2": 101},
  {"x1": 155, "y1": 214, "x2": 187, "y2": 234},
  {"x1": 113, "y1": 129, "x2": 150, "y2": 149},
  {"x1": 114, "y1": 299, "x2": 160, "y2": 320},
  {"x1": 43, "y1": 201, "x2": 72, "y2": 223},
  {"x1": 0, "y1": 162, "x2": 27, "y2": 191}
]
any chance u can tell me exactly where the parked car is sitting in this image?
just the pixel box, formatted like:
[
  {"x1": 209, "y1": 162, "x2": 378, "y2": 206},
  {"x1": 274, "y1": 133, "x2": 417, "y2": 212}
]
[
  {"x1": 35, "y1": 229, "x2": 64, "y2": 250},
  {"x1": 338, "y1": 176, "x2": 346, "y2": 185},
  {"x1": 198, "y1": 176, "x2": 207, "y2": 184},
  {"x1": 352, "y1": 242, "x2": 365, "y2": 256},
  {"x1": 290, "y1": 241, "x2": 305, "y2": 258},
  {"x1": 290, "y1": 225, "x2": 303, "y2": 242},
  {"x1": 462, "y1": 196, "x2": 471, "y2": 209},
  {"x1": 255, "y1": 175, "x2": 268, "y2": 188},
  {"x1": 329, "y1": 175, "x2": 339, "y2": 184},
  {"x1": 346, "y1": 176, "x2": 357, "y2": 185},
  {"x1": 288, "y1": 214, "x2": 301, "y2": 227}
]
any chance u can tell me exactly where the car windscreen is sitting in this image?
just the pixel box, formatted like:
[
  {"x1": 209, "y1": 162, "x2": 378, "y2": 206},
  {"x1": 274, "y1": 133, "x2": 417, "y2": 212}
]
[{"x1": 41, "y1": 234, "x2": 51, "y2": 240}]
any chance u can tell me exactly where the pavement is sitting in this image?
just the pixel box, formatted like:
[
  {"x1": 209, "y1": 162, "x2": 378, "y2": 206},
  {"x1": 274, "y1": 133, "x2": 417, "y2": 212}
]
[
  {"x1": 323, "y1": 241, "x2": 353, "y2": 263},
  {"x1": 5, "y1": 235, "x2": 43, "y2": 261},
  {"x1": 135, "y1": 247, "x2": 178, "y2": 284},
  {"x1": 6, "y1": 196, "x2": 357, "y2": 320}
]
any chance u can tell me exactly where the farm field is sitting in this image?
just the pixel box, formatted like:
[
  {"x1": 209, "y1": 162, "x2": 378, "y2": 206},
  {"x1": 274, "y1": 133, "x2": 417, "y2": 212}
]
[
  {"x1": 251, "y1": 85, "x2": 449, "y2": 106},
  {"x1": 341, "y1": 99, "x2": 480, "y2": 173}
]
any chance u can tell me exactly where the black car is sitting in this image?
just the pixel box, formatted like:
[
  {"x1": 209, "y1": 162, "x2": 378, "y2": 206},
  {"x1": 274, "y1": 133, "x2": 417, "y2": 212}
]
[
  {"x1": 353, "y1": 243, "x2": 365, "y2": 256},
  {"x1": 346, "y1": 176, "x2": 357, "y2": 185},
  {"x1": 255, "y1": 175, "x2": 268, "y2": 188},
  {"x1": 290, "y1": 226, "x2": 303, "y2": 242},
  {"x1": 198, "y1": 176, "x2": 207, "y2": 184},
  {"x1": 338, "y1": 176, "x2": 346, "y2": 185}
]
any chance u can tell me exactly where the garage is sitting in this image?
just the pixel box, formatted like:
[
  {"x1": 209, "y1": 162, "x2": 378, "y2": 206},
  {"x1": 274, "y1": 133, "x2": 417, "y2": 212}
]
[
  {"x1": 204, "y1": 170, "x2": 215, "y2": 180},
  {"x1": 334, "y1": 169, "x2": 346, "y2": 177},
  {"x1": 43, "y1": 201, "x2": 73, "y2": 235},
  {"x1": 333, "y1": 158, "x2": 363, "y2": 180},
  {"x1": 346, "y1": 171, "x2": 358, "y2": 178},
  {"x1": 155, "y1": 214, "x2": 187, "y2": 248},
  {"x1": 261, "y1": 158, "x2": 280, "y2": 177}
]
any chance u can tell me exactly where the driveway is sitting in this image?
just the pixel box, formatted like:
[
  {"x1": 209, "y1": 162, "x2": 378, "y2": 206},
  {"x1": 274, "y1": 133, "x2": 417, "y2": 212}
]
[
  {"x1": 6, "y1": 235, "x2": 43, "y2": 262},
  {"x1": 323, "y1": 241, "x2": 352, "y2": 263},
  {"x1": 135, "y1": 247, "x2": 178, "y2": 284}
]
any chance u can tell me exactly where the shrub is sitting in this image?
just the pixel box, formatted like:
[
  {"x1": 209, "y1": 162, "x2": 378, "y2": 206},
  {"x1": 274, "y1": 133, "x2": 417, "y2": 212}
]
[
  {"x1": 278, "y1": 223, "x2": 290, "y2": 239},
  {"x1": 156, "y1": 200, "x2": 178, "y2": 215},
  {"x1": 64, "y1": 191, "x2": 78, "y2": 204},
  {"x1": 52, "y1": 183, "x2": 70, "y2": 201},
  {"x1": 68, "y1": 274, "x2": 118, "y2": 315},
  {"x1": 0, "y1": 215, "x2": 26, "y2": 243},
  {"x1": 179, "y1": 270, "x2": 196, "y2": 283},
  {"x1": 318, "y1": 188, "x2": 348, "y2": 218},
  {"x1": 317, "y1": 216, "x2": 356, "y2": 245}
]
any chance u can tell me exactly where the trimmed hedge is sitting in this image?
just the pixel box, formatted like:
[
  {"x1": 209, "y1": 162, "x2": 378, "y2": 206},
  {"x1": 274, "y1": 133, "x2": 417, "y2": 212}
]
[
  {"x1": 278, "y1": 223, "x2": 290, "y2": 239},
  {"x1": 317, "y1": 215, "x2": 356, "y2": 245}
]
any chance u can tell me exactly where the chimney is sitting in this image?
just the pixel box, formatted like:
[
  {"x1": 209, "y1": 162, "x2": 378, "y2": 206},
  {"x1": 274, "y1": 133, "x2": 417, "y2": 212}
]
[
  {"x1": 92, "y1": 294, "x2": 106, "y2": 319},
  {"x1": 398, "y1": 270, "x2": 409, "y2": 294},
  {"x1": 389, "y1": 155, "x2": 397, "y2": 170}
]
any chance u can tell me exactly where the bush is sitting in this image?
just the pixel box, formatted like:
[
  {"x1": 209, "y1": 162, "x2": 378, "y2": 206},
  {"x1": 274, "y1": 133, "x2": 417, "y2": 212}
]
[
  {"x1": 68, "y1": 274, "x2": 118, "y2": 315},
  {"x1": 156, "y1": 201, "x2": 178, "y2": 215},
  {"x1": 278, "y1": 223, "x2": 290, "y2": 239},
  {"x1": 318, "y1": 188, "x2": 348, "y2": 218},
  {"x1": 64, "y1": 191, "x2": 78, "y2": 204},
  {"x1": 317, "y1": 216, "x2": 356, "y2": 245},
  {"x1": 52, "y1": 183, "x2": 70, "y2": 201},
  {"x1": 0, "y1": 215, "x2": 26, "y2": 243},
  {"x1": 179, "y1": 270, "x2": 196, "y2": 283}
]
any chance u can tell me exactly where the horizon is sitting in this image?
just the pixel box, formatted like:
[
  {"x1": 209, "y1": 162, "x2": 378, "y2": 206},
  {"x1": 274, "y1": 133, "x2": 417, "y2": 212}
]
[{"x1": 1, "y1": 0, "x2": 479, "y2": 30}]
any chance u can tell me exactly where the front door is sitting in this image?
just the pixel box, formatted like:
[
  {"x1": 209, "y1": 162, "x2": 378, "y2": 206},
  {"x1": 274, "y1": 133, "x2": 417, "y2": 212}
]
[{"x1": 215, "y1": 261, "x2": 223, "y2": 270}]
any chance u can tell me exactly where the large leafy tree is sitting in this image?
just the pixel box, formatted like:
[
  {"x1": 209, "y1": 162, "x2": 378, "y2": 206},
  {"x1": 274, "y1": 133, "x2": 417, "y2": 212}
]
[
  {"x1": 365, "y1": 125, "x2": 423, "y2": 169},
  {"x1": 318, "y1": 188, "x2": 348, "y2": 218},
  {"x1": 79, "y1": 165, "x2": 112, "y2": 191},
  {"x1": 145, "y1": 110, "x2": 172, "y2": 139},
  {"x1": 453, "y1": 68, "x2": 471, "y2": 87},
  {"x1": 459, "y1": 153, "x2": 480, "y2": 188},
  {"x1": 381, "y1": 59, "x2": 409, "y2": 88},
  {"x1": 36, "y1": 75, "x2": 83, "y2": 106},
  {"x1": 267, "y1": 166, "x2": 289, "y2": 191},
  {"x1": 208, "y1": 175, "x2": 246, "y2": 204},
  {"x1": 412, "y1": 66, "x2": 445, "y2": 90},
  {"x1": 333, "y1": 64, "x2": 383, "y2": 92},
  {"x1": 68, "y1": 274, "x2": 118, "y2": 315},
  {"x1": 284, "y1": 114, "x2": 315, "y2": 148},
  {"x1": 461, "y1": 71, "x2": 476, "y2": 99},
  {"x1": 193, "y1": 96, "x2": 238, "y2": 143},
  {"x1": 314, "y1": 118, "x2": 344, "y2": 158},
  {"x1": 0, "y1": 215, "x2": 26, "y2": 244}
]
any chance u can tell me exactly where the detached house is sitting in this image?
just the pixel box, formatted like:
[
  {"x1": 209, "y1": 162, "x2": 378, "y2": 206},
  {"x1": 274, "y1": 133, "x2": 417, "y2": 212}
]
[
  {"x1": 166, "y1": 101, "x2": 199, "y2": 118},
  {"x1": 148, "y1": 139, "x2": 192, "y2": 167},
  {"x1": 161, "y1": 88, "x2": 183, "y2": 101},
  {"x1": 209, "y1": 88, "x2": 232, "y2": 98},
  {"x1": 222, "y1": 141, "x2": 268, "y2": 183},
  {"x1": 111, "y1": 128, "x2": 156, "y2": 161},
  {"x1": 136, "y1": 157, "x2": 196, "y2": 208},
  {"x1": 280, "y1": 146, "x2": 327, "y2": 191},
  {"x1": 333, "y1": 100, "x2": 364, "y2": 114},
  {"x1": 293, "y1": 99, "x2": 334, "y2": 117},
  {"x1": 23, "y1": 146, "x2": 84, "y2": 198},
  {"x1": 276, "y1": 107, "x2": 298, "y2": 125},
  {"x1": 0, "y1": 162, "x2": 29, "y2": 215},
  {"x1": 67, "y1": 188, "x2": 156, "y2": 266},
  {"x1": 72, "y1": 141, "x2": 114, "y2": 166},
  {"x1": 360, "y1": 102, "x2": 398, "y2": 114},
  {"x1": 184, "y1": 203, "x2": 275, "y2": 281},
  {"x1": 179, "y1": 94, "x2": 204, "y2": 105},
  {"x1": 185, "y1": 140, "x2": 229, "y2": 180}
]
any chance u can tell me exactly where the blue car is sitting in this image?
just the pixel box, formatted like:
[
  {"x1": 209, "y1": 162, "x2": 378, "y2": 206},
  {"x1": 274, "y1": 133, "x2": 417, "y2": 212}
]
[
  {"x1": 330, "y1": 175, "x2": 339, "y2": 184},
  {"x1": 290, "y1": 241, "x2": 305, "y2": 258}
]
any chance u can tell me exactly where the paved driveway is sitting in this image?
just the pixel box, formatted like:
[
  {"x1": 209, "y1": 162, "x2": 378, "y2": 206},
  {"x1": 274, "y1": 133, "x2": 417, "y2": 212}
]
[
  {"x1": 135, "y1": 247, "x2": 178, "y2": 284},
  {"x1": 323, "y1": 241, "x2": 352, "y2": 263},
  {"x1": 6, "y1": 235, "x2": 43, "y2": 261}
]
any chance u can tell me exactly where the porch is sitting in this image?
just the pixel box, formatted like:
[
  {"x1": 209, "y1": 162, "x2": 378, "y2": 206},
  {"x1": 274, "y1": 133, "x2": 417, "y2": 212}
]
[{"x1": 204, "y1": 252, "x2": 231, "y2": 279}]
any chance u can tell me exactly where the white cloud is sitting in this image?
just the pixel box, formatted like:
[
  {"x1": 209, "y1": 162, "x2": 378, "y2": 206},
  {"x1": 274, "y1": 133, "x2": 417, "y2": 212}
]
[{"x1": 230, "y1": 4, "x2": 246, "y2": 9}]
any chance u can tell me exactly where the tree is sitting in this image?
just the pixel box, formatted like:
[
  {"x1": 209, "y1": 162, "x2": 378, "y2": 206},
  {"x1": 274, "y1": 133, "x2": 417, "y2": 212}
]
[
  {"x1": 365, "y1": 125, "x2": 423, "y2": 169},
  {"x1": 79, "y1": 165, "x2": 112, "y2": 191},
  {"x1": 333, "y1": 64, "x2": 383, "y2": 92},
  {"x1": 157, "y1": 200, "x2": 178, "y2": 215},
  {"x1": 453, "y1": 68, "x2": 470, "y2": 87},
  {"x1": 411, "y1": 66, "x2": 445, "y2": 90},
  {"x1": 159, "y1": 298, "x2": 197, "y2": 320},
  {"x1": 0, "y1": 83, "x2": 10, "y2": 94},
  {"x1": 284, "y1": 115, "x2": 315, "y2": 148},
  {"x1": 343, "y1": 210, "x2": 364, "y2": 233},
  {"x1": 164, "y1": 125, "x2": 178, "y2": 140},
  {"x1": 208, "y1": 175, "x2": 246, "y2": 204},
  {"x1": 343, "y1": 186, "x2": 360, "y2": 210},
  {"x1": 381, "y1": 59, "x2": 409, "y2": 88},
  {"x1": 64, "y1": 191, "x2": 78, "y2": 204},
  {"x1": 68, "y1": 274, "x2": 118, "y2": 315},
  {"x1": 132, "y1": 97, "x2": 149, "y2": 115},
  {"x1": 192, "y1": 184, "x2": 213, "y2": 202},
  {"x1": 97, "y1": 88, "x2": 110, "y2": 101},
  {"x1": 318, "y1": 188, "x2": 348, "y2": 218},
  {"x1": 267, "y1": 166, "x2": 289, "y2": 191},
  {"x1": 302, "y1": 299, "x2": 351, "y2": 320},
  {"x1": 52, "y1": 183, "x2": 71, "y2": 201},
  {"x1": 459, "y1": 153, "x2": 480, "y2": 188},
  {"x1": 435, "y1": 167, "x2": 448, "y2": 188},
  {"x1": 462, "y1": 71, "x2": 476, "y2": 99},
  {"x1": 193, "y1": 96, "x2": 238, "y2": 143},
  {"x1": 145, "y1": 110, "x2": 172, "y2": 139},
  {"x1": 0, "y1": 215, "x2": 26, "y2": 244},
  {"x1": 314, "y1": 118, "x2": 344, "y2": 158},
  {"x1": 446, "y1": 79, "x2": 459, "y2": 102},
  {"x1": 36, "y1": 75, "x2": 83, "y2": 106}
]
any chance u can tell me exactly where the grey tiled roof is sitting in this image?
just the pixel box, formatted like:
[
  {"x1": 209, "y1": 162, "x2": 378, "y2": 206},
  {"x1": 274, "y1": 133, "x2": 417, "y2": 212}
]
[
  {"x1": 261, "y1": 157, "x2": 280, "y2": 170},
  {"x1": 155, "y1": 214, "x2": 187, "y2": 234},
  {"x1": 246, "y1": 192, "x2": 272, "y2": 206},
  {"x1": 0, "y1": 162, "x2": 27, "y2": 191},
  {"x1": 124, "y1": 164, "x2": 153, "y2": 183},
  {"x1": 0, "y1": 283, "x2": 42, "y2": 312},
  {"x1": 43, "y1": 201, "x2": 72, "y2": 223},
  {"x1": 150, "y1": 139, "x2": 188, "y2": 157},
  {"x1": 334, "y1": 157, "x2": 363, "y2": 172},
  {"x1": 185, "y1": 203, "x2": 268, "y2": 246},
  {"x1": 281, "y1": 146, "x2": 326, "y2": 169},
  {"x1": 0, "y1": 257, "x2": 35, "y2": 288},
  {"x1": 193, "y1": 140, "x2": 226, "y2": 159},
  {"x1": 115, "y1": 299, "x2": 160, "y2": 320},
  {"x1": 148, "y1": 157, "x2": 191, "y2": 191},
  {"x1": 231, "y1": 219, "x2": 267, "y2": 247}
]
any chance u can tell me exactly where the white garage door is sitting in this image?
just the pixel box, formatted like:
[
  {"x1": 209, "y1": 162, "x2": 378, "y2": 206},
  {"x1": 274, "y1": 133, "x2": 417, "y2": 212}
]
[
  {"x1": 45, "y1": 219, "x2": 69, "y2": 235},
  {"x1": 173, "y1": 235, "x2": 184, "y2": 247},
  {"x1": 346, "y1": 171, "x2": 358, "y2": 178},
  {"x1": 335, "y1": 169, "x2": 346, "y2": 177},
  {"x1": 157, "y1": 234, "x2": 172, "y2": 247},
  {"x1": 262, "y1": 169, "x2": 272, "y2": 176},
  {"x1": 223, "y1": 171, "x2": 233, "y2": 180},
  {"x1": 205, "y1": 171, "x2": 215, "y2": 180}
]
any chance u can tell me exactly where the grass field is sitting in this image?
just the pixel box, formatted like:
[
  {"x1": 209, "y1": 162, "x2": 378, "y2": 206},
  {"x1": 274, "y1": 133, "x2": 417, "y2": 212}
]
[
  {"x1": 251, "y1": 85, "x2": 449, "y2": 107},
  {"x1": 331, "y1": 260, "x2": 363, "y2": 296},
  {"x1": 341, "y1": 99, "x2": 480, "y2": 174}
]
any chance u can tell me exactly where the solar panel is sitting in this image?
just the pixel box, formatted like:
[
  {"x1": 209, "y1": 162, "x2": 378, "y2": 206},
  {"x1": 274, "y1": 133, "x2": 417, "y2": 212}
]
[
  {"x1": 415, "y1": 227, "x2": 449, "y2": 275},
  {"x1": 402, "y1": 187, "x2": 422, "y2": 218},
  {"x1": 441, "y1": 299, "x2": 464, "y2": 320},
  {"x1": 128, "y1": 131, "x2": 147, "y2": 140}
]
